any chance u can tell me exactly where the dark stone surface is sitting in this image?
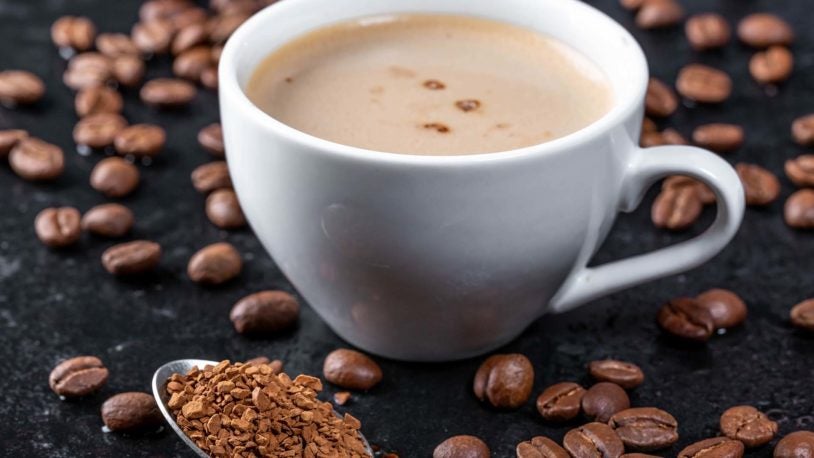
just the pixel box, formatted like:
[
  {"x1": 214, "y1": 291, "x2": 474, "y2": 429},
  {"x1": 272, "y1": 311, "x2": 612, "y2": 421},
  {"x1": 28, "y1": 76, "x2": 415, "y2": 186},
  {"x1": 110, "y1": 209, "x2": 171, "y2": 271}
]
[{"x1": 0, "y1": 0, "x2": 812, "y2": 456}]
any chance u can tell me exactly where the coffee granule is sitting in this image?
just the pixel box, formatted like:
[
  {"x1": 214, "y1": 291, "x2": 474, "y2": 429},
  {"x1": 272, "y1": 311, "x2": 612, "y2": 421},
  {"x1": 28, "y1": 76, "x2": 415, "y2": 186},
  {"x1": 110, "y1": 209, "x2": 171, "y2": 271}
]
[{"x1": 166, "y1": 360, "x2": 369, "y2": 457}]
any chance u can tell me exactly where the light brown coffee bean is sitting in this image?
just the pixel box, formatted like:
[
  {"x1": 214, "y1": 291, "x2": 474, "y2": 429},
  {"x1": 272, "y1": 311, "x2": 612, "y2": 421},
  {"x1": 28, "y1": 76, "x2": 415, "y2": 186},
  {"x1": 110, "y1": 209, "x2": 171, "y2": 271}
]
[
  {"x1": 785, "y1": 155, "x2": 814, "y2": 187},
  {"x1": 51, "y1": 16, "x2": 96, "y2": 52},
  {"x1": 685, "y1": 13, "x2": 731, "y2": 51},
  {"x1": 172, "y1": 23, "x2": 208, "y2": 55},
  {"x1": 63, "y1": 52, "x2": 113, "y2": 90},
  {"x1": 35, "y1": 207, "x2": 81, "y2": 248},
  {"x1": 191, "y1": 161, "x2": 232, "y2": 194},
  {"x1": 563, "y1": 422, "x2": 624, "y2": 458},
  {"x1": 132, "y1": 20, "x2": 174, "y2": 55},
  {"x1": 635, "y1": 0, "x2": 684, "y2": 30},
  {"x1": 9, "y1": 137, "x2": 64, "y2": 181},
  {"x1": 588, "y1": 360, "x2": 644, "y2": 389},
  {"x1": 474, "y1": 354, "x2": 534, "y2": 409},
  {"x1": 679, "y1": 437, "x2": 745, "y2": 458},
  {"x1": 738, "y1": 13, "x2": 794, "y2": 48},
  {"x1": 0, "y1": 129, "x2": 28, "y2": 158},
  {"x1": 114, "y1": 124, "x2": 166, "y2": 157},
  {"x1": 102, "y1": 240, "x2": 161, "y2": 275},
  {"x1": 657, "y1": 297, "x2": 715, "y2": 341},
  {"x1": 750, "y1": 46, "x2": 794, "y2": 84},
  {"x1": 792, "y1": 114, "x2": 814, "y2": 146},
  {"x1": 651, "y1": 185, "x2": 703, "y2": 231},
  {"x1": 433, "y1": 435, "x2": 490, "y2": 458},
  {"x1": 198, "y1": 123, "x2": 225, "y2": 157},
  {"x1": 81, "y1": 203, "x2": 134, "y2": 238},
  {"x1": 73, "y1": 113, "x2": 127, "y2": 150},
  {"x1": 173, "y1": 46, "x2": 212, "y2": 81},
  {"x1": 140, "y1": 78, "x2": 196, "y2": 108},
  {"x1": 581, "y1": 382, "x2": 630, "y2": 423},
  {"x1": 695, "y1": 288, "x2": 747, "y2": 329},
  {"x1": 517, "y1": 436, "x2": 569, "y2": 458},
  {"x1": 96, "y1": 33, "x2": 139, "y2": 58},
  {"x1": 676, "y1": 64, "x2": 732, "y2": 103},
  {"x1": 90, "y1": 157, "x2": 140, "y2": 198},
  {"x1": 785, "y1": 189, "x2": 814, "y2": 229},
  {"x1": 790, "y1": 299, "x2": 814, "y2": 331},
  {"x1": 101, "y1": 392, "x2": 163, "y2": 432},
  {"x1": 187, "y1": 242, "x2": 242, "y2": 285},
  {"x1": 720, "y1": 405, "x2": 778, "y2": 448},
  {"x1": 49, "y1": 356, "x2": 108, "y2": 398},
  {"x1": 609, "y1": 407, "x2": 679, "y2": 451},
  {"x1": 535, "y1": 382, "x2": 585, "y2": 422},
  {"x1": 206, "y1": 188, "x2": 246, "y2": 229},
  {"x1": 112, "y1": 55, "x2": 145, "y2": 88},
  {"x1": 736, "y1": 163, "x2": 780, "y2": 206},
  {"x1": 663, "y1": 176, "x2": 716, "y2": 205},
  {"x1": 692, "y1": 123, "x2": 744, "y2": 153},
  {"x1": 231, "y1": 290, "x2": 300, "y2": 335},
  {"x1": 200, "y1": 66, "x2": 218, "y2": 90},
  {"x1": 645, "y1": 78, "x2": 678, "y2": 118},
  {"x1": 774, "y1": 431, "x2": 814, "y2": 458},
  {"x1": 75, "y1": 86, "x2": 123, "y2": 117},
  {"x1": 0, "y1": 70, "x2": 45, "y2": 106},
  {"x1": 322, "y1": 348, "x2": 383, "y2": 391},
  {"x1": 208, "y1": 12, "x2": 251, "y2": 44}
]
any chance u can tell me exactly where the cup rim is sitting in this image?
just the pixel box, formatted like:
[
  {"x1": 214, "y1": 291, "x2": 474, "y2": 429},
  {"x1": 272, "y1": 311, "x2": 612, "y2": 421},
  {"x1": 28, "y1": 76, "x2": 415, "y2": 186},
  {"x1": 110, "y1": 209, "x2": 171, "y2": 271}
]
[{"x1": 219, "y1": 0, "x2": 648, "y2": 166}]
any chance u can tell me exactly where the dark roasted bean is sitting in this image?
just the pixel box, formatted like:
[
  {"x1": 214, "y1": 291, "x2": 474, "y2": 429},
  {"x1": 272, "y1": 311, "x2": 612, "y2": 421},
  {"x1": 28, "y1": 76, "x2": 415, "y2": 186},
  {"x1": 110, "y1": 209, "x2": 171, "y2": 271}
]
[
  {"x1": 8, "y1": 137, "x2": 64, "y2": 181},
  {"x1": 736, "y1": 163, "x2": 780, "y2": 206},
  {"x1": 90, "y1": 157, "x2": 140, "y2": 198},
  {"x1": 208, "y1": 12, "x2": 251, "y2": 44},
  {"x1": 198, "y1": 123, "x2": 225, "y2": 157},
  {"x1": 101, "y1": 392, "x2": 163, "y2": 432},
  {"x1": 433, "y1": 435, "x2": 490, "y2": 458},
  {"x1": 140, "y1": 78, "x2": 196, "y2": 108},
  {"x1": 737, "y1": 13, "x2": 794, "y2": 48},
  {"x1": 517, "y1": 436, "x2": 569, "y2": 458},
  {"x1": 785, "y1": 189, "x2": 814, "y2": 229},
  {"x1": 563, "y1": 422, "x2": 624, "y2": 458},
  {"x1": 663, "y1": 175, "x2": 715, "y2": 205},
  {"x1": 114, "y1": 124, "x2": 166, "y2": 157},
  {"x1": 588, "y1": 360, "x2": 644, "y2": 389},
  {"x1": 473, "y1": 354, "x2": 534, "y2": 409},
  {"x1": 187, "y1": 242, "x2": 242, "y2": 285},
  {"x1": 96, "y1": 33, "x2": 139, "y2": 58},
  {"x1": 678, "y1": 437, "x2": 745, "y2": 458},
  {"x1": 51, "y1": 16, "x2": 96, "y2": 52},
  {"x1": 172, "y1": 23, "x2": 208, "y2": 55},
  {"x1": 322, "y1": 348, "x2": 383, "y2": 391},
  {"x1": 536, "y1": 382, "x2": 585, "y2": 422},
  {"x1": 0, "y1": 70, "x2": 45, "y2": 105},
  {"x1": 750, "y1": 46, "x2": 794, "y2": 84},
  {"x1": 645, "y1": 78, "x2": 678, "y2": 118},
  {"x1": 173, "y1": 46, "x2": 212, "y2": 81},
  {"x1": 132, "y1": 20, "x2": 174, "y2": 55},
  {"x1": 81, "y1": 203, "x2": 134, "y2": 238},
  {"x1": 73, "y1": 113, "x2": 128, "y2": 149},
  {"x1": 785, "y1": 155, "x2": 814, "y2": 187},
  {"x1": 140, "y1": 0, "x2": 194, "y2": 23},
  {"x1": 609, "y1": 407, "x2": 679, "y2": 451},
  {"x1": 112, "y1": 55, "x2": 146, "y2": 88},
  {"x1": 774, "y1": 431, "x2": 814, "y2": 458},
  {"x1": 206, "y1": 188, "x2": 246, "y2": 229},
  {"x1": 676, "y1": 64, "x2": 732, "y2": 103},
  {"x1": 720, "y1": 405, "x2": 778, "y2": 448},
  {"x1": 102, "y1": 240, "x2": 161, "y2": 275},
  {"x1": 685, "y1": 13, "x2": 731, "y2": 51},
  {"x1": 635, "y1": 0, "x2": 684, "y2": 30},
  {"x1": 35, "y1": 207, "x2": 81, "y2": 248},
  {"x1": 75, "y1": 86, "x2": 123, "y2": 117},
  {"x1": 657, "y1": 297, "x2": 714, "y2": 341},
  {"x1": 696, "y1": 288, "x2": 747, "y2": 329},
  {"x1": 231, "y1": 290, "x2": 300, "y2": 336},
  {"x1": 692, "y1": 123, "x2": 743, "y2": 153},
  {"x1": 191, "y1": 161, "x2": 232, "y2": 194},
  {"x1": 790, "y1": 299, "x2": 814, "y2": 331},
  {"x1": 63, "y1": 52, "x2": 113, "y2": 90},
  {"x1": 581, "y1": 382, "x2": 630, "y2": 423},
  {"x1": 49, "y1": 356, "x2": 108, "y2": 398},
  {"x1": 651, "y1": 185, "x2": 703, "y2": 231}
]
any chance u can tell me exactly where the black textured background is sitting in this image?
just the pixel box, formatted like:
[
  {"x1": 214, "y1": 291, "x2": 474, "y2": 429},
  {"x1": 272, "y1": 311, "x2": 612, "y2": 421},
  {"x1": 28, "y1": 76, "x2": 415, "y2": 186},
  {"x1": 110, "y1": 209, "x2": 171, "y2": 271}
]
[{"x1": 0, "y1": 0, "x2": 812, "y2": 456}]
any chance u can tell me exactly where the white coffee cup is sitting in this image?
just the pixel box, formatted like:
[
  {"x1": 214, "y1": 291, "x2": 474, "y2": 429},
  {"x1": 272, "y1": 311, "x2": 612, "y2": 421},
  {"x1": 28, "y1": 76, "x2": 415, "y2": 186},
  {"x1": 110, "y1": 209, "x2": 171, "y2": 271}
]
[{"x1": 219, "y1": 0, "x2": 745, "y2": 361}]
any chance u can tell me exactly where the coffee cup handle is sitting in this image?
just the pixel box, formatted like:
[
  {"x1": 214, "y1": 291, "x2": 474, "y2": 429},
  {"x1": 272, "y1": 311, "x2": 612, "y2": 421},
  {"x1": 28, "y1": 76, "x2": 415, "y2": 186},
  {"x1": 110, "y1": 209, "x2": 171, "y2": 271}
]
[{"x1": 549, "y1": 144, "x2": 745, "y2": 313}]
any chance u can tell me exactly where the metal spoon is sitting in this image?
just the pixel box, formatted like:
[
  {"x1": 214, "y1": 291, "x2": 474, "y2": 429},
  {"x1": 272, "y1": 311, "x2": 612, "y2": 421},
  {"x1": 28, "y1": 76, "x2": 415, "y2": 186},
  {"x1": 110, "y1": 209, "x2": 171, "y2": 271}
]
[{"x1": 151, "y1": 359, "x2": 373, "y2": 457}]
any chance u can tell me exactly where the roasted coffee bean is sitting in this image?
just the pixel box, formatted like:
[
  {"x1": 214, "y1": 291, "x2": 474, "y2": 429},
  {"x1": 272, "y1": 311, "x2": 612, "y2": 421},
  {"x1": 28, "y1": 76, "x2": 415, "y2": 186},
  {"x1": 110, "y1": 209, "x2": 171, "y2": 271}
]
[
  {"x1": 102, "y1": 240, "x2": 161, "y2": 275},
  {"x1": 63, "y1": 52, "x2": 113, "y2": 90},
  {"x1": 112, "y1": 55, "x2": 146, "y2": 88},
  {"x1": 563, "y1": 422, "x2": 624, "y2": 458},
  {"x1": 114, "y1": 124, "x2": 166, "y2": 157},
  {"x1": 645, "y1": 78, "x2": 678, "y2": 118},
  {"x1": 35, "y1": 207, "x2": 81, "y2": 248},
  {"x1": 750, "y1": 46, "x2": 794, "y2": 84},
  {"x1": 187, "y1": 242, "x2": 242, "y2": 285},
  {"x1": 140, "y1": 78, "x2": 196, "y2": 108},
  {"x1": 90, "y1": 157, "x2": 140, "y2": 198},
  {"x1": 535, "y1": 382, "x2": 585, "y2": 422},
  {"x1": 737, "y1": 13, "x2": 794, "y2": 48},
  {"x1": 208, "y1": 12, "x2": 251, "y2": 44},
  {"x1": 774, "y1": 431, "x2": 814, "y2": 458},
  {"x1": 621, "y1": 455, "x2": 661, "y2": 458},
  {"x1": 191, "y1": 161, "x2": 232, "y2": 193},
  {"x1": 230, "y1": 290, "x2": 300, "y2": 335},
  {"x1": 206, "y1": 188, "x2": 246, "y2": 229},
  {"x1": 642, "y1": 117, "x2": 657, "y2": 134},
  {"x1": 473, "y1": 354, "x2": 534, "y2": 409},
  {"x1": 619, "y1": 0, "x2": 645, "y2": 11},
  {"x1": 695, "y1": 288, "x2": 747, "y2": 329},
  {"x1": 0, "y1": 70, "x2": 45, "y2": 105},
  {"x1": 792, "y1": 114, "x2": 814, "y2": 146},
  {"x1": 517, "y1": 436, "x2": 569, "y2": 458},
  {"x1": 173, "y1": 45, "x2": 212, "y2": 81},
  {"x1": 73, "y1": 113, "x2": 128, "y2": 149},
  {"x1": 609, "y1": 407, "x2": 679, "y2": 451},
  {"x1": 51, "y1": 16, "x2": 96, "y2": 52},
  {"x1": 95, "y1": 33, "x2": 139, "y2": 58},
  {"x1": 676, "y1": 64, "x2": 732, "y2": 104},
  {"x1": 678, "y1": 437, "x2": 744, "y2": 458},
  {"x1": 140, "y1": 0, "x2": 193, "y2": 23},
  {"x1": 172, "y1": 23, "x2": 208, "y2": 55},
  {"x1": 211, "y1": 44, "x2": 224, "y2": 63},
  {"x1": 200, "y1": 66, "x2": 218, "y2": 90},
  {"x1": 75, "y1": 86, "x2": 123, "y2": 117},
  {"x1": 785, "y1": 190, "x2": 814, "y2": 229},
  {"x1": 720, "y1": 405, "x2": 778, "y2": 448},
  {"x1": 790, "y1": 299, "x2": 814, "y2": 331},
  {"x1": 663, "y1": 176, "x2": 715, "y2": 205},
  {"x1": 692, "y1": 123, "x2": 744, "y2": 153},
  {"x1": 785, "y1": 155, "x2": 814, "y2": 187},
  {"x1": 588, "y1": 360, "x2": 644, "y2": 389},
  {"x1": 685, "y1": 13, "x2": 731, "y2": 51},
  {"x1": 132, "y1": 20, "x2": 174, "y2": 55},
  {"x1": 635, "y1": 0, "x2": 684, "y2": 30},
  {"x1": 49, "y1": 356, "x2": 108, "y2": 398},
  {"x1": 651, "y1": 185, "x2": 703, "y2": 231},
  {"x1": 81, "y1": 203, "x2": 134, "y2": 238},
  {"x1": 661, "y1": 128, "x2": 688, "y2": 145},
  {"x1": 101, "y1": 392, "x2": 163, "y2": 432},
  {"x1": 198, "y1": 123, "x2": 225, "y2": 157},
  {"x1": 657, "y1": 297, "x2": 714, "y2": 341},
  {"x1": 736, "y1": 163, "x2": 780, "y2": 206},
  {"x1": 8, "y1": 137, "x2": 64, "y2": 181},
  {"x1": 433, "y1": 435, "x2": 490, "y2": 458},
  {"x1": 581, "y1": 382, "x2": 630, "y2": 423},
  {"x1": 323, "y1": 348, "x2": 383, "y2": 391},
  {"x1": 0, "y1": 129, "x2": 28, "y2": 158}
]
